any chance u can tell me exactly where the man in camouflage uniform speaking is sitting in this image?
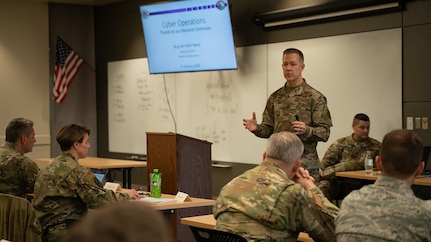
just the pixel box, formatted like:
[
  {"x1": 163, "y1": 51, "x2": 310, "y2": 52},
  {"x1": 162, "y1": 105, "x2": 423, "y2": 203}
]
[
  {"x1": 214, "y1": 132, "x2": 339, "y2": 242},
  {"x1": 318, "y1": 113, "x2": 381, "y2": 202},
  {"x1": 0, "y1": 118, "x2": 39, "y2": 197},
  {"x1": 336, "y1": 129, "x2": 431, "y2": 241},
  {"x1": 243, "y1": 48, "x2": 332, "y2": 180}
]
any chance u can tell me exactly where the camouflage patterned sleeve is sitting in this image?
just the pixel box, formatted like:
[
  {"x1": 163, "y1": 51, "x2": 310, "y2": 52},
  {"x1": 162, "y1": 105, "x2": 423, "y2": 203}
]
[
  {"x1": 309, "y1": 187, "x2": 339, "y2": 216},
  {"x1": 303, "y1": 95, "x2": 332, "y2": 143},
  {"x1": 321, "y1": 149, "x2": 370, "y2": 179},
  {"x1": 295, "y1": 187, "x2": 338, "y2": 242},
  {"x1": 74, "y1": 168, "x2": 129, "y2": 208},
  {"x1": 253, "y1": 98, "x2": 275, "y2": 138},
  {"x1": 321, "y1": 138, "x2": 381, "y2": 179},
  {"x1": 321, "y1": 161, "x2": 364, "y2": 179},
  {"x1": 21, "y1": 158, "x2": 39, "y2": 194},
  {"x1": 320, "y1": 141, "x2": 342, "y2": 169},
  {"x1": 114, "y1": 191, "x2": 130, "y2": 200},
  {"x1": 254, "y1": 84, "x2": 332, "y2": 142}
]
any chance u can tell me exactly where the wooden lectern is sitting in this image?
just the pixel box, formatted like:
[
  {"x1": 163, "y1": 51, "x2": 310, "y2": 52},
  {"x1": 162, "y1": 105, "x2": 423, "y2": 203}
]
[{"x1": 146, "y1": 132, "x2": 213, "y2": 242}]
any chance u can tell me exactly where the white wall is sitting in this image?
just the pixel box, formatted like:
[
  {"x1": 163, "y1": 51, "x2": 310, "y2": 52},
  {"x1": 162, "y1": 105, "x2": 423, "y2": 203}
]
[
  {"x1": 0, "y1": 1, "x2": 50, "y2": 161},
  {"x1": 107, "y1": 29, "x2": 402, "y2": 164}
]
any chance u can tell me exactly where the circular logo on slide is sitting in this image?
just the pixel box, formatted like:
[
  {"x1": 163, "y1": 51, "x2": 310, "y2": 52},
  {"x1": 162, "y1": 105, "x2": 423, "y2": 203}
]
[
  {"x1": 216, "y1": 0, "x2": 227, "y2": 10},
  {"x1": 141, "y1": 10, "x2": 150, "y2": 19}
]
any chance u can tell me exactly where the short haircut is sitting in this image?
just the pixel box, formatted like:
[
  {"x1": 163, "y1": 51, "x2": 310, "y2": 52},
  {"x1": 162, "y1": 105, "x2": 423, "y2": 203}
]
[
  {"x1": 63, "y1": 201, "x2": 171, "y2": 242},
  {"x1": 5, "y1": 118, "x2": 34, "y2": 143},
  {"x1": 266, "y1": 131, "x2": 304, "y2": 165},
  {"x1": 56, "y1": 124, "x2": 91, "y2": 151},
  {"x1": 283, "y1": 48, "x2": 304, "y2": 63},
  {"x1": 353, "y1": 113, "x2": 370, "y2": 124},
  {"x1": 380, "y1": 129, "x2": 423, "y2": 178}
]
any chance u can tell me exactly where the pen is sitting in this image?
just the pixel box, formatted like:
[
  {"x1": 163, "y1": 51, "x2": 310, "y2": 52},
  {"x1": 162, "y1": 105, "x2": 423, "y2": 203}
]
[{"x1": 295, "y1": 115, "x2": 300, "y2": 121}]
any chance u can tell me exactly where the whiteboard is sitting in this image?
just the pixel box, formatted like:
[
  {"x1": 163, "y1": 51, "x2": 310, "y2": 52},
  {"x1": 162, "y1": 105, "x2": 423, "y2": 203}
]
[
  {"x1": 108, "y1": 59, "x2": 176, "y2": 154},
  {"x1": 176, "y1": 45, "x2": 268, "y2": 163},
  {"x1": 107, "y1": 28, "x2": 402, "y2": 164}
]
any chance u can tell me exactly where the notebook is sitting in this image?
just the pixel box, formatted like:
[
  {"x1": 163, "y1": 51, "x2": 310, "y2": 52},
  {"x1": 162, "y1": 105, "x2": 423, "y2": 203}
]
[
  {"x1": 420, "y1": 146, "x2": 431, "y2": 176},
  {"x1": 90, "y1": 168, "x2": 109, "y2": 184}
]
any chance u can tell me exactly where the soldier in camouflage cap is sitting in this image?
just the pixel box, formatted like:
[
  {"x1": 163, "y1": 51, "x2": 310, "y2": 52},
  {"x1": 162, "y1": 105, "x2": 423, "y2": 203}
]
[
  {"x1": 214, "y1": 131, "x2": 339, "y2": 242},
  {"x1": 33, "y1": 123, "x2": 140, "y2": 242},
  {"x1": 336, "y1": 129, "x2": 431, "y2": 241},
  {"x1": 243, "y1": 48, "x2": 332, "y2": 180},
  {"x1": 318, "y1": 113, "x2": 381, "y2": 201},
  {"x1": 0, "y1": 117, "x2": 39, "y2": 197}
]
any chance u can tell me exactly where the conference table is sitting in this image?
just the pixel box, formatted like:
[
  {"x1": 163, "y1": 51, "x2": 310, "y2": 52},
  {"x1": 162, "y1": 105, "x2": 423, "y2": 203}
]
[
  {"x1": 181, "y1": 214, "x2": 314, "y2": 242},
  {"x1": 129, "y1": 192, "x2": 215, "y2": 220},
  {"x1": 35, "y1": 157, "x2": 147, "y2": 188},
  {"x1": 134, "y1": 193, "x2": 215, "y2": 241},
  {"x1": 336, "y1": 170, "x2": 431, "y2": 186}
]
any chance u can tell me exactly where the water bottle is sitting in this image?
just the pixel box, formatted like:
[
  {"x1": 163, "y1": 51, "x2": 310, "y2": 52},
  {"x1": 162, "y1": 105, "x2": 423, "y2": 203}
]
[
  {"x1": 150, "y1": 168, "x2": 162, "y2": 198},
  {"x1": 364, "y1": 151, "x2": 373, "y2": 176}
]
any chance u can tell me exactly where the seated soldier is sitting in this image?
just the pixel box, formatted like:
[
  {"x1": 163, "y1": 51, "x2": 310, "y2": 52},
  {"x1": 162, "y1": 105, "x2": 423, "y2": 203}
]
[{"x1": 318, "y1": 113, "x2": 381, "y2": 201}]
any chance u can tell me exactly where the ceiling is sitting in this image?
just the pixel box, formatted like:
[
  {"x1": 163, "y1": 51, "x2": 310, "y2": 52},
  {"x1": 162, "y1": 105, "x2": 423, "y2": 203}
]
[{"x1": 12, "y1": 0, "x2": 125, "y2": 6}]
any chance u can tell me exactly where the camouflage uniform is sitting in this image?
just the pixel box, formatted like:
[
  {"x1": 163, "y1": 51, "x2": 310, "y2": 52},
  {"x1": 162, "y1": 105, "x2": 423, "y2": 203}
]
[
  {"x1": 336, "y1": 176, "x2": 431, "y2": 241},
  {"x1": 33, "y1": 152, "x2": 129, "y2": 242},
  {"x1": 0, "y1": 142, "x2": 39, "y2": 197},
  {"x1": 214, "y1": 161, "x2": 339, "y2": 242},
  {"x1": 253, "y1": 80, "x2": 332, "y2": 179},
  {"x1": 318, "y1": 135, "x2": 381, "y2": 201}
]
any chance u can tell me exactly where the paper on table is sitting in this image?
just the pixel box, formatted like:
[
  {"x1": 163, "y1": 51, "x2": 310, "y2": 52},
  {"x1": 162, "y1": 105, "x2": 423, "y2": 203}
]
[{"x1": 139, "y1": 197, "x2": 175, "y2": 204}]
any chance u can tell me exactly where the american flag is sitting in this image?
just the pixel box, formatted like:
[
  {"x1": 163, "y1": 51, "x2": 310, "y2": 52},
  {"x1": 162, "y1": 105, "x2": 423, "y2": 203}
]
[{"x1": 53, "y1": 37, "x2": 84, "y2": 104}]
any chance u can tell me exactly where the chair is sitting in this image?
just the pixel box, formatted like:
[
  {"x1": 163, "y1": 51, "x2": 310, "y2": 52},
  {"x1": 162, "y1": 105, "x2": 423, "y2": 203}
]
[
  {"x1": 188, "y1": 226, "x2": 247, "y2": 242},
  {"x1": 0, "y1": 193, "x2": 42, "y2": 242}
]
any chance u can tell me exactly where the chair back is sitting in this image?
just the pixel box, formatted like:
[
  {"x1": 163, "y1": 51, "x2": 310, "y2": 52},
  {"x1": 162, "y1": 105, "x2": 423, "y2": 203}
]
[
  {"x1": 189, "y1": 225, "x2": 247, "y2": 242},
  {"x1": 0, "y1": 193, "x2": 42, "y2": 242}
]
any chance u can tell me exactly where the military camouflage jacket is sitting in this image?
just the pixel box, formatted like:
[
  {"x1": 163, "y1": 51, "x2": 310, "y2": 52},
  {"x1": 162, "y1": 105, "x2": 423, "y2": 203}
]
[
  {"x1": 253, "y1": 80, "x2": 332, "y2": 169},
  {"x1": 214, "y1": 161, "x2": 339, "y2": 242},
  {"x1": 0, "y1": 142, "x2": 39, "y2": 197},
  {"x1": 33, "y1": 152, "x2": 129, "y2": 229},
  {"x1": 320, "y1": 135, "x2": 381, "y2": 179},
  {"x1": 336, "y1": 176, "x2": 431, "y2": 241}
]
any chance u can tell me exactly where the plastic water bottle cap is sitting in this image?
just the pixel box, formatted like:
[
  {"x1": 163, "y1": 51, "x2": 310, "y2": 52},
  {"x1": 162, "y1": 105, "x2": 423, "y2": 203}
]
[{"x1": 153, "y1": 168, "x2": 158, "y2": 173}]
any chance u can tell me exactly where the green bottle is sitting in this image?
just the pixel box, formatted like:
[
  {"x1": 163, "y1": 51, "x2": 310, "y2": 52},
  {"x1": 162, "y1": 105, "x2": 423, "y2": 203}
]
[{"x1": 150, "y1": 169, "x2": 162, "y2": 198}]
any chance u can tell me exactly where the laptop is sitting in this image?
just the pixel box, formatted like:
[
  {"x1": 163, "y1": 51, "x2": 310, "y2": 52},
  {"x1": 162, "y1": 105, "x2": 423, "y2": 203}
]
[
  {"x1": 420, "y1": 146, "x2": 431, "y2": 176},
  {"x1": 90, "y1": 168, "x2": 109, "y2": 184}
]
